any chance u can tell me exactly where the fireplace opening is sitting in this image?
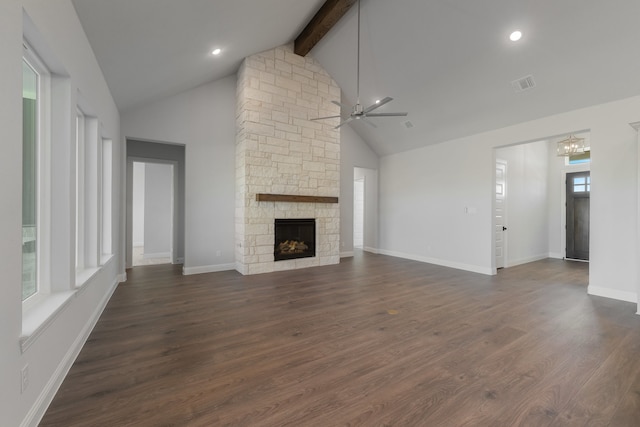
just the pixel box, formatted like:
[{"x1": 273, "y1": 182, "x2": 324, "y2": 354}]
[{"x1": 274, "y1": 218, "x2": 315, "y2": 261}]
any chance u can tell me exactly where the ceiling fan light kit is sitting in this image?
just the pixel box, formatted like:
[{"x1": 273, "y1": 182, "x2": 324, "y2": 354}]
[{"x1": 312, "y1": 0, "x2": 408, "y2": 129}]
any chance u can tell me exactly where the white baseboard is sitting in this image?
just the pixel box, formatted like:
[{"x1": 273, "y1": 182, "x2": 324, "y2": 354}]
[
  {"x1": 364, "y1": 246, "x2": 379, "y2": 254},
  {"x1": 22, "y1": 277, "x2": 119, "y2": 427},
  {"x1": 183, "y1": 263, "x2": 236, "y2": 275},
  {"x1": 377, "y1": 249, "x2": 493, "y2": 275},
  {"x1": 506, "y1": 253, "x2": 549, "y2": 268},
  {"x1": 340, "y1": 251, "x2": 354, "y2": 258},
  {"x1": 143, "y1": 251, "x2": 170, "y2": 259},
  {"x1": 588, "y1": 285, "x2": 638, "y2": 304},
  {"x1": 548, "y1": 252, "x2": 563, "y2": 259},
  {"x1": 117, "y1": 272, "x2": 127, "y2": 283}
]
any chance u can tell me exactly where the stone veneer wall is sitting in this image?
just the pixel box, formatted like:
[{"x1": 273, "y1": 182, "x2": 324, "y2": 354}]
[{"x1": 235, "y1": 44, "x2": 341, "y2": 275}]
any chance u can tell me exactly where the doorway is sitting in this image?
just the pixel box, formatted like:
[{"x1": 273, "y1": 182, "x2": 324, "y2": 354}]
[
  {"x1": 126, "y1": 139, "x2": 185, "y2": 269},
  {"x1": 566, "y1": 171, "x2": 590, "y2": 261},
  {"x1": 353, "y1": 177, "x2": 364, "y2": 249},
  {"x1": 132, "y1": 161, "x2": 174, "y2": 266},
  {"x1": 352, "y1": 167, "x2": 378, "y2": 254}
]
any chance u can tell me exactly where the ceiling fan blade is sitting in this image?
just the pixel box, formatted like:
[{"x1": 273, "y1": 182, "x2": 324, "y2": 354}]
[
  {"x1": 363, "y1": 97, "x2": 393, "y2": 113},
  {"x1": 310, "y1": 115, "x2": 343, "y2": 121},
  {"x1": 365, "y1": 112, "x2": 408, "y2": 117},
  {"x1": 332, "y1": 100, "x2": 352, "y2": 109},
  {"x1": 335, "y1": 117, "x2": 354, "y2": 129}
]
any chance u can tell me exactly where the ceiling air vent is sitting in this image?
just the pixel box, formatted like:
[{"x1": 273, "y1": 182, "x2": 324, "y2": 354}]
[
  {"x1": 403, "y1": 120, "x2": 414, "y2": 129},
  {"x1": 512, "y1": 74, "x2": 536, "y2": 92}
]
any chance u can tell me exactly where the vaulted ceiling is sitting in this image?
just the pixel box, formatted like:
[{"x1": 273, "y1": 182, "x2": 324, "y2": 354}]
[{"x1": 72, "y1": 0, "x2": 640, "y2": 156}]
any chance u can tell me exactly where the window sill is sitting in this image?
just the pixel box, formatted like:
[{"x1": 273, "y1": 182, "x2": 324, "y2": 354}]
[
  {"x1": 21, "y1": 290, "x2": 76, "y2": 353},
  {"x1": 100, "y1": 253, "x2": 114, "y2": 266},
  {"x1": 75, "y1": 267, "x2": 100, "y2": 289}
]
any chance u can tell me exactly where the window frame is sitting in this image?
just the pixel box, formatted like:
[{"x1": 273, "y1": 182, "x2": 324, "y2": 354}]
[
  {"x1": 22, "y1": 42, "x2": 52, "y2": 310},
  {"x1": 74, "y1": 107, "x2": 101, "y2": 285},
  {"x1": 75, "y1": 109, "x2": 86, "y2": 272}
]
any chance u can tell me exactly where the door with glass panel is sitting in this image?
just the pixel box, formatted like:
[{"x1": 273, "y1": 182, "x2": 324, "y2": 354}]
[{"x1": 566, "y1": 171, "x2": 590, "y2": 260}]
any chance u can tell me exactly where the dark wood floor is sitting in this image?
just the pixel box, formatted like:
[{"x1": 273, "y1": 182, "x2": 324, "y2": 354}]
[{"x1": 41, "y1": 253, "x2": 640, "y2": 426}]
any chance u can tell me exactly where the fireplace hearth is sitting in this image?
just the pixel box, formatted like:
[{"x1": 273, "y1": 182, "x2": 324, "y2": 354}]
[{"x1": 274, "y1": 219, "x2": 315, "y2": 261}]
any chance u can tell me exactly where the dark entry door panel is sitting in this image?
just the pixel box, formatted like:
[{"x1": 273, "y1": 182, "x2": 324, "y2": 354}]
[{"x1": 566, "y1": 172, "x2": 590, "y2": 260}]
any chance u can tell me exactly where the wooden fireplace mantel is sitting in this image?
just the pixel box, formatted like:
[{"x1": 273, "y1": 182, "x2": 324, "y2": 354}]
[{"x1": 255, "y1": 193, "x2": 339, "y2": 204}]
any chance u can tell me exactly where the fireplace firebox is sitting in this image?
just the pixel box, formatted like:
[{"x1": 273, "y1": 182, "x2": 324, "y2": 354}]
[{"x1": 274, "y1": 219, "x2": 315, "y2": 261}]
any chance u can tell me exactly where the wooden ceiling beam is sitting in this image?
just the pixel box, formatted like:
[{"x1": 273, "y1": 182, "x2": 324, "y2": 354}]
[{"x1": 294, "y1": 0, "x2": 357, "y2": 57}]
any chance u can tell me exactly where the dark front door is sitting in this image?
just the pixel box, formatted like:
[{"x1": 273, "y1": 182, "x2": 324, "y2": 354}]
[{"x1": 566, "y1": 171, "x2": 590, "y2": 260}]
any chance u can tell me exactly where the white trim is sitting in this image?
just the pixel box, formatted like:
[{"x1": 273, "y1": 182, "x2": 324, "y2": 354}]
[
  {"x1": 340, "y1": 251, "x2": 354, "y2": 258},
  {"x1": 587, "y1": 285, "x2": 637, "y2": 304},
  {"x1": 235, "y1": 262, "x2": 248, "y2": 275},
  {"x1": 363, "y1": 246, "x2": 379, "y2": 254},
  {"x1": 20, "y1": 291, "x2": 75, "y2": 353},
  {"x1": 548, "y1": 252, "x2": 563, "y2": 259},
  {"x1": 100, "y1": 253, "x2": 114, "y2": 266},
  {"x1": 117, "y1": 272, "x2": 127, "y2": 283},
  {"x1": 143, "y1": 252, "x2": 171, "y2": 259},
  {"x1": 632, "y1": 122, "x2": 640, "y2": 315},
  {"x1": 183, "y1": 263, "x2": 236, "y2": 275},
  {"x1": 75, "y1": 267, "x2": 100, "y2": 288},
  {"x1": 20, "y1": 277, "x2": 119, "y2": 427},
  {"x1": 505, "y1": 253, "x2": 549, "y2": 268},
  {"x1": 377, "y1": 249, "x2": 494, "y2": 275},
  {"x1": 565, "y1": 258, "x2": 589, "y2": 263}
]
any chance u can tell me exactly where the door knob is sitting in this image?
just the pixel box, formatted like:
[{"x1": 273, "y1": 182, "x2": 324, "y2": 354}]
[{"x1": 503, "y1": 226, "x2": 508, "y2": 231}]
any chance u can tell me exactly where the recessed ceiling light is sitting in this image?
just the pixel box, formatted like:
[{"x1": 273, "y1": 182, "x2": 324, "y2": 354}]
[
  {"x1": 375, "y1": 99, "x2": 381, "y2": 104},
  {"x1": 211, "y1": 48, "x2": 222, "y2": 55},
  {"x1": 509, "y1": 30, "x2": 522, "y2": 42}
]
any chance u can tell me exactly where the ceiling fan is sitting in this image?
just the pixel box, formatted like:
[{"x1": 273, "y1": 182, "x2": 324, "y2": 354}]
[{"x1": 312, "y1": 0, "x2": 408, "y2": 129}]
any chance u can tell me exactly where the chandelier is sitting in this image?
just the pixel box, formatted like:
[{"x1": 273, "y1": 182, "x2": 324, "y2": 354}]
[{"x1": 556, "y1": 134, "x2": 587, "y2": 156}]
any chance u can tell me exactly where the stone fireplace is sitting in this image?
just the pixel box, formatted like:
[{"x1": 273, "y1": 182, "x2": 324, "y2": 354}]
[{"x1": 235, "y1": 44, "x2": 341, "y2": 275}]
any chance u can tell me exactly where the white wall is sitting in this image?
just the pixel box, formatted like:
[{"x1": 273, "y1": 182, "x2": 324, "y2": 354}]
[
  {"x1": 496, "y1": 141, "x2": 550, "y2": 267},
  {"x1": 121, "y1": 76, "x2": 237, "y2": 273},
  {"x1": 143, "y1": 163, "x2": 173, "y2": 257},
  {"x1": 340, "y1": 124, "x2": 379, "y2": 255},
  {"x1": 380, "y1": 95, "x2": 639, "y2": 303},
  {"x1": 1, "y1": 1, "x2": 122, "y2": 426},
  {"x1": 132, "y1": 162, "x2": 145, "y2": 246}
]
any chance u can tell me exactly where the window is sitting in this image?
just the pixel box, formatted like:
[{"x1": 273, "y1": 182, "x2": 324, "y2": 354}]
[
  {"x1": 75, "y1": 110, "x2": 85, "y2": 270},
  {"x1": 22, "y1": 58, "x2": 38, "y2": 301},
  {"x1": 22, "y1": 43, "x2": 51, "y2": 305},
  {"x1": 568, "y1": 151, "x2": 591, "y2": 165},
  {"x1": 75, "y1": 109, "x2": 100, "y2": 278},
  {"x1": 573, "y1": 176, "x2": 591, "y2": 193}
]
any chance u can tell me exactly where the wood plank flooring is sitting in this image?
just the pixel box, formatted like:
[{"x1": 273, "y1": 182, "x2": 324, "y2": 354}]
[{"x1": 40, "y1": 253, "x2": 640, "y2": 426}]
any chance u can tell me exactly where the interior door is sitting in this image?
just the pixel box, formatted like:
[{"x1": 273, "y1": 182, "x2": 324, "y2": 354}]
[
  {"x1": 495, "y1": 160, "x2": 507, "y2": 268},
  {"x1": 566, "y1": 171, "x2": 590, "y2": 260}
]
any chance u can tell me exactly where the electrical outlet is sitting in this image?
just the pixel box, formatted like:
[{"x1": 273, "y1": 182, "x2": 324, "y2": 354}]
[{"x1": 21, "y1": 365, "x2": 29, "y2": 393}]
